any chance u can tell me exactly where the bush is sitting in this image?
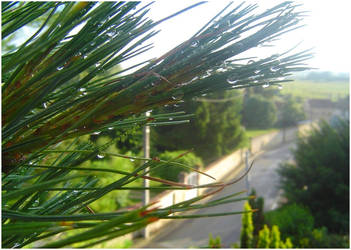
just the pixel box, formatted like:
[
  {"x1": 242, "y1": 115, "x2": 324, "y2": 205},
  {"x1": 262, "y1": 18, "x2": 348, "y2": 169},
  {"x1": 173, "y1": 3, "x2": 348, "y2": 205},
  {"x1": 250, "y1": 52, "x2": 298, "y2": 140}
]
[
  {"x1": 240, "y1": 202, "x2": 254, "y2": 248},
  {"x1": 264, "y1": 203, "x2": 314, "y2": 244},
  {"x1": 242, "y1": 95, "x2": 277, "y2": 129},
  {"x1": 278, "y1": 118, "x2": 349, "y2": 233},
  {"x1": 153, "y1": 150, "x2": 203, "y2": 182}
]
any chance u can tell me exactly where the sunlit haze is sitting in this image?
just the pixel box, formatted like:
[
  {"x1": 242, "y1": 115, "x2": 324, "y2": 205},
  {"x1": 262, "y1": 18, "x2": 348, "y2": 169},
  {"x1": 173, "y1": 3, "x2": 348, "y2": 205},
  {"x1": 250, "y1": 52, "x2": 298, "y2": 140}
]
[{"x1": 129, "y1": 0, "x2": 350, "y2": 74}]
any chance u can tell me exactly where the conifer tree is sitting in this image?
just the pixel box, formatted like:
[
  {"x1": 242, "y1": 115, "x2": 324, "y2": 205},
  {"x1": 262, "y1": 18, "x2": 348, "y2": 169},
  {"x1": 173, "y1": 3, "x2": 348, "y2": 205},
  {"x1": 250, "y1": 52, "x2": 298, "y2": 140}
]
[
  {"x1": 2, "y1": 1, "x2": 311, "y2": 248},
  {"x1": 240, "y1": 202, "x2": 254, "y2": 248},
  {"x1": 257, "y1": 225, "x2": 271, "y2": 248}
]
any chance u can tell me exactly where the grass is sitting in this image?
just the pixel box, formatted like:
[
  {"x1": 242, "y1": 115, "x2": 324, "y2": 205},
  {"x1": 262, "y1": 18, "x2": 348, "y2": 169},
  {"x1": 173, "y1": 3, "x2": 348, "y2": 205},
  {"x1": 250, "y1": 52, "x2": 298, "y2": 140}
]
[
  {"x1": 280, "y1": 80, "x2": 349, "y2": 101},
  {"x1": 246, "y1": 128, "x2": 279, "y2": 138}
]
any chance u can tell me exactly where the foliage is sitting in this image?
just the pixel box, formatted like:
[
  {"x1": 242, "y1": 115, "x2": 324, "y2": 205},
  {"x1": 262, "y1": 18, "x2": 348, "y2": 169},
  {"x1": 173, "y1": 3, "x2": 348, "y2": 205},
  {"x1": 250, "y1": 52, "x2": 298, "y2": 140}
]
[
  {"x1": 278, "y1": 118, "x2": 349, "y2": 234},
  {"x1": 2, "y1": 1, "x2": 312, "y2": 248},
  {"x1": 152, "y1": 150, "x2": 203, "y2": 182},
  {"x1": 208, "y1": 233, "x2": 222, "y2": 248},
  {"x1": 248, "y1": 189, "x2": 264, "y2": 236},
  {"x1": 306, "y1": 227, "x2": 349, "y2": 248},
  {"x1": 275, "y1": 94, "x2": 305, "y2": 128},
  {"x1": 264, "y1": 203, "x2": 314, "y2": 244},
  {"x1": 256, "y1": 225, "x2": 271, "y2": 248},
  {"x1": 242, "y1": 95, "x2": 277, "y2": 129},
  {"x1": 152, "y1": 90, "x2": 245, "y2": 163},
  {"x1": 240, "y1": 202, "x2": 254, "y2": 248}
]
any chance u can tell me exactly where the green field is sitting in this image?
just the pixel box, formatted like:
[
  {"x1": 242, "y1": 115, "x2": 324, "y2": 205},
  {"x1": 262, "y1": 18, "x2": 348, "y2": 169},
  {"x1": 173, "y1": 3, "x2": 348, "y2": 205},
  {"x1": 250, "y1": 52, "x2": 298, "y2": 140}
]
[{"x1": 280, "y1": 80, "x2": 349, "y2": 101}]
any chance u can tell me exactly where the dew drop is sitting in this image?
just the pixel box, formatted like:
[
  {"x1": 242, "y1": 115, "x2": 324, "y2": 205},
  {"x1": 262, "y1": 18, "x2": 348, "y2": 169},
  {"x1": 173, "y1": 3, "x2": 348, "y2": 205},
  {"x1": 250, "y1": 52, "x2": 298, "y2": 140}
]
[
  {"x1": 83, "y1": 55, "x2": 88, "y2": 59},
  {"x1": 169, "y1": 117, "x2": 173, "y2": 121},
  {"x1": 90, "y1": 42, "x2": 96, "y2": 46},
  {"x1": 92, "y1": 131, "x2": 101, "y2": 135},
  {"x1": 254, "y1": 70, "x2": 260, "y2": 74},
  {"x1": 270, "y1": 66, "x2": 280, "y2": 72},
  {"x1": 130, "y1": 158, "x2": 135, "y2": 162},
  {"x1": 97, "y1": 154, "x2": 105, "y2": 159},
  {"x1": 79, "y1": 88, "x2": 86, "y2": 92},
  {"x1": 227, "y1": 78, "x2": 238, "y2": 84},
  {"x1": 278, "y1": 85, "x2": 283, "y2": 90},
  {"x1": 43, "y1": 103, "x2": 47, "y2": 109},
  {"x1": 95, "y1": 62, "x2": 101, "y2": 67},
  {"x1": 57, "y1": 66, "x2": 64, "y2": 71},
  {"x1": 190, "y1": 41, "x2": 198, "y2": 47},
  {"x1": 262, "y1": 83, "x2": 270, "y2": 88},
  {"x1": 108, "y1": 127, "x2": 114, "y2": 130}
]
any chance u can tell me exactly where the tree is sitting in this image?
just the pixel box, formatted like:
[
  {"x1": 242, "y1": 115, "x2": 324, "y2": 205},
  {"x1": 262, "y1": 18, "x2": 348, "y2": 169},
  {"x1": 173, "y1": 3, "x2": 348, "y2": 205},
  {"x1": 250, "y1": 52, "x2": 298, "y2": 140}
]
[
  {"x1": 240, "y1": 202, "x2": 254, "y2": 248},
  {"x1": 257, "y1": 225, "x2": 271, "y2": 248},
  {"x1": 242, "y1": 95, "x2": 277, "y2": 129},
  {"x1": 278, "y1": 118, "x2": 349, "y2": 234},
  {"x1": 152, "y1": 90, "x2": 245, "y2": 163},
  {"x1": 2, "y1": 1, "x2": 312, "y2": 248},
  {"x1": 276, "y1": 94, "x2": 305, "y2": 128}
]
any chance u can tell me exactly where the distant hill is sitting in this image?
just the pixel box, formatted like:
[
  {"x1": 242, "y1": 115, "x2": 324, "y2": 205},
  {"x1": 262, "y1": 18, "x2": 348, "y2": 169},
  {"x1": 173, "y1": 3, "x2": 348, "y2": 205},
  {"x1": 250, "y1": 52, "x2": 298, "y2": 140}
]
[{"x1": 294, "y1": 70, "x2": 349, "y2": 82}]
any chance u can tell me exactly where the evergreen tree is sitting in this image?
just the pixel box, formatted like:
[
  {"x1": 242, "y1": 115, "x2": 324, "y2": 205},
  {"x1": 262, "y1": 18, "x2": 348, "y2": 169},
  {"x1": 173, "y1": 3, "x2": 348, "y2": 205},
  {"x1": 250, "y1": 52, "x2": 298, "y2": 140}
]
[
  {"x1": 278, "y1": 118, "x2": 349, "y2": 233},
  {"x1": 257, "y1": 225, "x2": 271, "y2": 248},
  {"x1": 270, "y1": 225, "x2": 281, "y2": 248},
  {"x1": 2, "y1": 1, "x2": 312, "y2": 247},
  {"x1": 240, "y1": 202, "x2": 254, "y2": 248}
]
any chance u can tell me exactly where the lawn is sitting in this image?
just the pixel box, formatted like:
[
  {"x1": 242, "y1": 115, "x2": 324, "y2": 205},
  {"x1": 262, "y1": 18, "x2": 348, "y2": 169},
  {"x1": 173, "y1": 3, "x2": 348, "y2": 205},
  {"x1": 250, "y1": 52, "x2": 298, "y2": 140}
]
[
  {"x1": 245, "y1": 128, "x2": 279, "y2": 138},
  {"x1": 280, "y1": 80, "x2": 349, "y2": 101}
]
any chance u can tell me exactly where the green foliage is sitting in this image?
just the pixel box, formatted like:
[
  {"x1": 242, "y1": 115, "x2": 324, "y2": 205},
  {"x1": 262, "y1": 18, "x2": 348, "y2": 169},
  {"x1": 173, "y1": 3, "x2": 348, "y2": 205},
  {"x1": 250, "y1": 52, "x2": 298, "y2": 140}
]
[
  {"x1": 248, "y1": 189, "x2": 264, "y2": 236},
  {"x1": 264, "y1": 203, "x2": 314, "y2": 244},
  {"x1": 208, "y1": 233, "x2": 222, "y2": 248},
  {"x1": 256, "y1": 224, "x2": 293, "y2": 249},
  {"x1": 152, "y1": 90, "x2": 245, "y2": 163},
  {"x1": 2, "y1": 1, "x2": 312, "y2": 248},
  {"x1": 276, "y1": 94, "x2": 305, "y2": 127},
  {"x1": 152, "y1": 150, "x2": 203, "y2": 182},
  {"x1": 278, "y1": 118, "x2": 349, "y2": 233},
  {"x1": 242, "y1": 95, "x2": 277, "y2": 129},
  {"x1": 257, "y1": 225, "x2": 271, "y2": 248},
  {"x1": 240, "y1": 202, "x2": 254, "y2": 248},
  {"x1": 306, "y1": 227, "x2": 349, "y2": 248},
  {"x1": 270, "y1": 225, "x2": 281, "y2": 248}
]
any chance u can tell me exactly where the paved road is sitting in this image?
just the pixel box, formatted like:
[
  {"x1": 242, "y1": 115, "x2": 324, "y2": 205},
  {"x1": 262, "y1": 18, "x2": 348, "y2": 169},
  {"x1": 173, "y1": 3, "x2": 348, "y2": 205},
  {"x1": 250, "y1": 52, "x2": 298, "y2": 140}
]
[{"x1": 136, "y1": 142, "x2": 296, "y2": 248}]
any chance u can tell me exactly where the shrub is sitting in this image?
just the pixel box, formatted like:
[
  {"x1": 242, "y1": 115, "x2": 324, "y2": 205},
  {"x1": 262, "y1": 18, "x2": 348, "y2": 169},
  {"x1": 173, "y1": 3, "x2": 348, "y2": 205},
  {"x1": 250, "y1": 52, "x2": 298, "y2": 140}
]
[
  {"x1": 264, "y1": 203, "x2": 314, "y2": 244},
  {"x1": 240, "y1": 202, "x2": 254, "y2": 248},
  {"x1": 257, "y1": 225, "x2": 271, "y2": 248},
  {"x1": 278, "y1": 118, "x2": 349, "y2": 233},
  {"x1": 153, "y1": 150, "x2": 203, "y2": 182},
  {"x1": 242, "y1": 95, "x2": 277, "y2": 129}
]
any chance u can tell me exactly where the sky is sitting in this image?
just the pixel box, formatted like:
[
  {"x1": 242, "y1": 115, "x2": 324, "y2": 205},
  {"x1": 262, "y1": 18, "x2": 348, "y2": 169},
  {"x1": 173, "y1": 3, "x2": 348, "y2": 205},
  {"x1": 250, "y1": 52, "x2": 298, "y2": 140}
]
[
  {"x1": 7, "y1": 1, "x2": 350, "y2": 74},
  {"x1": 129, "y1": 0, "x2": 350, "y2": 74}
]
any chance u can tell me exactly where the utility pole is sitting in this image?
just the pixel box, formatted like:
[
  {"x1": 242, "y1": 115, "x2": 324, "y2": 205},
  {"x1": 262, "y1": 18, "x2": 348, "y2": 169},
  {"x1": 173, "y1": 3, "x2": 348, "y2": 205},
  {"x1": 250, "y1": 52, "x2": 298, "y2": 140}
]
[
  {"x1": 245, "y1": 150, "x2": 250, "y2": 195},
  {"x1": 141, "y1": 111, "x2": 150, "y2": 238}
]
